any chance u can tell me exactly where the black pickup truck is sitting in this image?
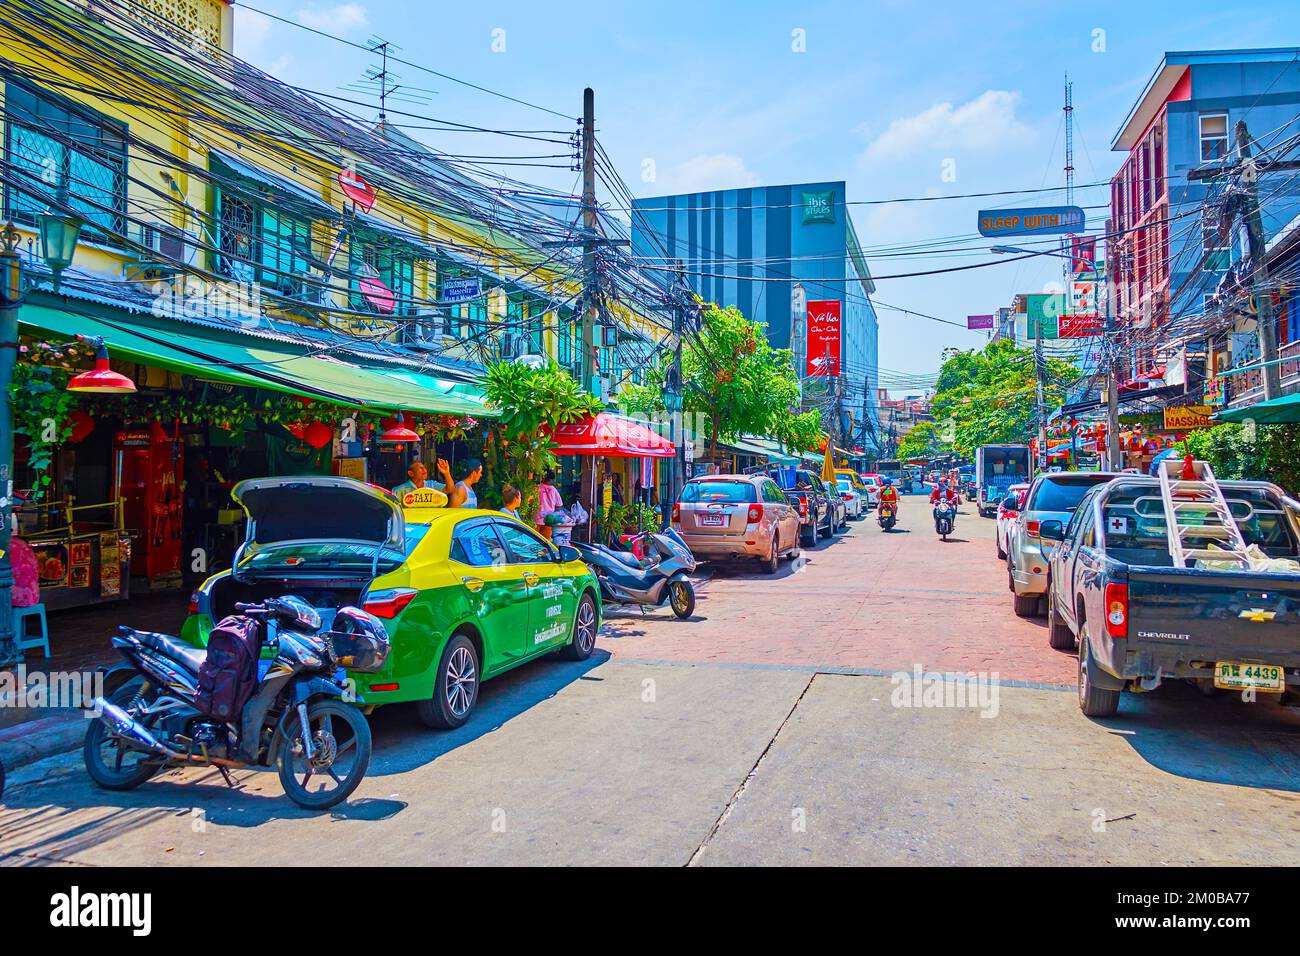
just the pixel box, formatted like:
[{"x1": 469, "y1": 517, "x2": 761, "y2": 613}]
[
  {"x1": 1039, "y1": 476, "x2": 1300, "y2": 718},
  {"x1": 765, "y1": 467, "x2": 839, "y2": 547}
]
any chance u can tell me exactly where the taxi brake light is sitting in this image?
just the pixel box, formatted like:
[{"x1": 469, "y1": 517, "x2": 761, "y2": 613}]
[{"x1": 364, "y1": 588, "x2": 417, "y2": 619}]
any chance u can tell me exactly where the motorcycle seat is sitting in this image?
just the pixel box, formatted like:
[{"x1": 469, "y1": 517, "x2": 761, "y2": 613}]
[{"x1": 131, "y1": 629, "x2": 209, "y2": 674}]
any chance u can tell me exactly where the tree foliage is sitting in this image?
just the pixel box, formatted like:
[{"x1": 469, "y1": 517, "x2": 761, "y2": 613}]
[
  {"x1": 619, "y1": 301, "x2": 819, "y2": 458},
  {"x1": 1184, "y1": 422, "x2": 1300, "y2": 493},
  {"x1": 896, "y1": 420, "x2": 950, "y2": 461},
  {"x1": 930, "y1": 339, "x2": 1078, "y2": 456}
]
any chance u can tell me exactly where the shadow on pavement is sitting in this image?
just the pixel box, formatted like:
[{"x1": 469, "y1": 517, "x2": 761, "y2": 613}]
[
  {"x1": 0, "y1": 648, "x2": 611, "y2": 855},
  {"x1": 1094, "y1": 681, "x2": 1300, "y2": 792}
]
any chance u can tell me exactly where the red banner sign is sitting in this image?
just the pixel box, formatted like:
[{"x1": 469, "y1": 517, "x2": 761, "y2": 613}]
[
  {"x1": 1059, "y1": 313, "x2": 1103, "y2": 337},
  {"x1": 805, "y1": 300, "x2": 842, "y2": 376}
]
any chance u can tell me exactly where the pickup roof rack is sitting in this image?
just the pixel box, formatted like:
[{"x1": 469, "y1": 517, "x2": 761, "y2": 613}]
[{"x1": 1156, "y1": 458, "x2": 1251, "y2": 569}]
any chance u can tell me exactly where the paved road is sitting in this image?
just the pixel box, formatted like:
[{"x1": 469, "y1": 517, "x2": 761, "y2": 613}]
[{"x1": 3, "y1": 495, "x2": 1298, "y2": 865}]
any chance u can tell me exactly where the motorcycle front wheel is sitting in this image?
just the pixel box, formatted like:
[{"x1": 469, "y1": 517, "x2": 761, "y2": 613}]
[
  {"x1": 669, "y1": 579, "x2": 695, "y2": 618},
  {"x1": 83, "y1": 678, "x2": 163, "y2": 792},
  {"x1": 278, "y1": 699, "x2": 371, "y2": 811}
]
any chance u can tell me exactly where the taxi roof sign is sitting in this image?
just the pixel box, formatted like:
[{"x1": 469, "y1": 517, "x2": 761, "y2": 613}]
[{"x1": 401, "y1": 486, "x2": 449, "y2": 509}]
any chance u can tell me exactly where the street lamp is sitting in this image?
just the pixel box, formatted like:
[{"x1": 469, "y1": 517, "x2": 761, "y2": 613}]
[
  {"x1": 0, "y1": 223, "x2": 25, "y2": 665},
  {"x1": 36, "y1": 207, "x2": 82, "y2": 292}
]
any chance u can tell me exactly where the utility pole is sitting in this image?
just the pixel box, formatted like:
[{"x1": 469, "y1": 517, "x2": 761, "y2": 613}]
[
  {"x1": 1188, "y1": 119, "x2": 1300, "y2": 402},
  {"x1": 580, "y1": 87, "x2": 598, "y2": 397},
  {"x1": 0, "y1": 226, "x2": 21, "y2": 666},
  {"x1": 1104, "y1": 283, "x2": 1121, "y2": 470},
  {"x1": 1035, "y1": 312, "x2": 1047, "y2": 474},
  {"x1": 670, "y1": 258, "x2": 687, "y2": 503}
]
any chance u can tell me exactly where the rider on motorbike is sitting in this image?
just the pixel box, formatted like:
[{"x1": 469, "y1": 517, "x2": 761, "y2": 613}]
[
  {"x1": 878, "y1": 477, "x2": 899, "y2": 509},
  {"x1": 929, "y1": 479, "x2": 960, "y2": 509}
]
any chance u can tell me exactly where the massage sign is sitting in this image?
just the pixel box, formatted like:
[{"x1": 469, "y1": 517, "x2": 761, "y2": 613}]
[{"x1": 805, "y1": 300, "x2": 842, "y2": 376}]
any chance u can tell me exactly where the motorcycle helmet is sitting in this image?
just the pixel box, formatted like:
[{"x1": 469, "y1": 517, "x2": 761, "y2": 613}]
[
  {"x1": 882, "y1": 477, "x2": 893, "y2": 486},
  {"x1": 328, "y1": 606, "x2": 391, "y2": 673},
  {"x1": 267, "y1": 595, "x2": 322, "y2": 633}
]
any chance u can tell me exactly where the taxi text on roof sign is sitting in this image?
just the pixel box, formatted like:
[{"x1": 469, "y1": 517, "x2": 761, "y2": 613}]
[
  {"x1": 977, "y1": 206, "x2": 1086, "y2": 238},
  {"x1": 402, "y1": 487, "x2": 449, "y2": 508}
]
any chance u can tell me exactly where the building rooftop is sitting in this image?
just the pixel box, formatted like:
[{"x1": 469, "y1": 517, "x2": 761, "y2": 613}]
[{"x1": 1111, "y1": 48, "x2": 1300, "y2": 151}]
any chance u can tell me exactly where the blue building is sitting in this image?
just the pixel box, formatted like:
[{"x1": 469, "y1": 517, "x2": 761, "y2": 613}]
[
  {"x1": 630, "y1": 181, "x2": 880, "y2": 449},
  {"x1": 1109, "y1": 49, "x2": 1300, "y2": 398}
]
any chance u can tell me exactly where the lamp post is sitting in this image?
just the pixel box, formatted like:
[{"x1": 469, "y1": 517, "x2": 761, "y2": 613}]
[
  {"x1": 0, "y1": 207, "x2": 86, "y2": 665},
  {"x1": 0, "y1": 223, "x2": 26, "y2": 666}
]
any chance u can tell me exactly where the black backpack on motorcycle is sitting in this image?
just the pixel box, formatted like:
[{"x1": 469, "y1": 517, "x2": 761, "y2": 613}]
[{"x1": 195, "y1": 615, "x2": 263, "y2": 720}]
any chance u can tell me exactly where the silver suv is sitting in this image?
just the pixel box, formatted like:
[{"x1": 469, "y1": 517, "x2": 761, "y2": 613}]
[{"x1": 1007, "y1": 472, "x2": 1118, "y2": 617}]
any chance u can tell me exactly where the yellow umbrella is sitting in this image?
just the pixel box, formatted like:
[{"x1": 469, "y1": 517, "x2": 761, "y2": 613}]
[{"x1": 821, "y1": 441, "x2": 836, "y2": 484}]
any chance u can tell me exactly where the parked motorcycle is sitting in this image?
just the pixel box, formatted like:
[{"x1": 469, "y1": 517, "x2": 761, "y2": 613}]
[
  {"x1": 574, "y1": 526, "x2": 698, "y2": 619},
  {"x1": 933, "y1": 502, "x2": 957, "y2": 541},
  {"x1": 84, "y1": 596, "x2": 387, "y2": 811},
  {"x1": 878, "y1": 502, "x2": 898, "y2": 532}
]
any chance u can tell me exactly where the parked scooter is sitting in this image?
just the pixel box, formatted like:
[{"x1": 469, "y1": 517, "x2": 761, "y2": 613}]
[
  {"x1": 878, "y1": 501, "x2": 898, "y2": 532},
  {"x1": 84, "y1": 596, "x2": 387, "y2": 810},
  {"x1": 574, "y1": 526, "x2": 698, "y2": 618},
  {"x1": 933, "y1": 502, "x2": 957, "y2": 541}
]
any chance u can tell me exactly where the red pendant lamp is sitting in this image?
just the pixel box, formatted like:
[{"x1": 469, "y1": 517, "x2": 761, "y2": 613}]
[
  {"x1": 67, "y1": 340, "x2": 136, "y2": 393},
  {"x1": 379, "y1": 412, "x2": 419, "y2": 444}
]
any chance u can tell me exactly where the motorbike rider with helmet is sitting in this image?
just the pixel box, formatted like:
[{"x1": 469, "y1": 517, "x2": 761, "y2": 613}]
[{"x1": 878, "y1": 476, "x2": 900, "y2": 509}]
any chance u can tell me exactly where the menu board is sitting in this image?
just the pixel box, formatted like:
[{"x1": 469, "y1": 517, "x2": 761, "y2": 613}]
[{"x1": 99, "y1": 532, "x2": 121, "y2": 598}]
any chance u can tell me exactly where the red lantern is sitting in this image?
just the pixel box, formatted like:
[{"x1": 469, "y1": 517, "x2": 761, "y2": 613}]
[
  {"x1": 289, "y1": 422, "x2": 307, "y2": 440},
  {"x1": 304, "y1": 420, "x2": 333, "y2": 450},
  {"x1": 68, "y1": 408, "x2": 95, "y2": 443}
]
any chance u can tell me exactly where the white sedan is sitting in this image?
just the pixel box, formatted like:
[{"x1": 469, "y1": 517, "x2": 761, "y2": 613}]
[
  {"x1": 858, "y1": 474, "x2": 882, "y2": 508},
  {"x1": 995, "y1": 483, "x2": 1030, "y2": 560},
  {"x1": 836, "y1": 478, "x2": 866, "y2": 520}
]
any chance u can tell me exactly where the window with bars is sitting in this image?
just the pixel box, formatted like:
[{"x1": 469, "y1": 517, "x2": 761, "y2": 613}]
[
  {"x1": 213, "y1": 182, "x2": 313, "y2": 296},
  {"x1": 2, "y1": 79, "x2": 127, "y2": 241},
  {"x1": 1202, "y1": 206, "x2": 1229, "y2": 271},
  {"x1": 348, "y1": 237, "x2": 414, "y2": 315}
]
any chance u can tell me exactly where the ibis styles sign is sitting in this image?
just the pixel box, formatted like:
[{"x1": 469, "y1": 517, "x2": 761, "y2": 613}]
[{"x1": 978, "y1": 206, "x2": 1085, "y2": 238}]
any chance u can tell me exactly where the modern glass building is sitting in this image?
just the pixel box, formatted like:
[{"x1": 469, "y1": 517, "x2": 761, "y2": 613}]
[{"x1": 631, "y1": 181, "x2": 880, "y2": 447}]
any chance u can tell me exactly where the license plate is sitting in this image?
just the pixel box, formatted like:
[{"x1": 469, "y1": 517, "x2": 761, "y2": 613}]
[
  {"x1": 700, "y1": 514, "x2": 725, "y2": 527},
  {"x1": 1214, "y1": 661, "x2": 1285, "y2": 692}
]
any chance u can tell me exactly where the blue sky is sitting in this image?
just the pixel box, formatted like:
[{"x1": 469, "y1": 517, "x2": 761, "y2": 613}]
[{"x1": 232, "y1": 0, "x2": 1300, "y2": 390}]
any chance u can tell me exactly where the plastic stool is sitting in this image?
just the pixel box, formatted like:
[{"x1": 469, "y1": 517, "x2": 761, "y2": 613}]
[{"x1": 13, "y1": 603, "x2": 49, "y2": 658}]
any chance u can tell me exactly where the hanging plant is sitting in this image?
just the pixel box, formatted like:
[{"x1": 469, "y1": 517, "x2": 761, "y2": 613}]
[{"x1": 11, "y1": 364, "x2": 76, "y2": 499}]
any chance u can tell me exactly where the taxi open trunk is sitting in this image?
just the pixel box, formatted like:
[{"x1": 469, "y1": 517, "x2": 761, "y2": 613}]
[{"x1": 197, "y1": 476, "x2": 407, "y2": 624}]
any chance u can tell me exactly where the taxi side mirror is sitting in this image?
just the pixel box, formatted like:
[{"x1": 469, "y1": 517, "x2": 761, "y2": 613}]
[{"x1": 557, "y1": 544, "x2": 581, "y2": 563}]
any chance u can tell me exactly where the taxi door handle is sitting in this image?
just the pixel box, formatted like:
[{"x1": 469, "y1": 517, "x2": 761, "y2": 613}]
[
  {"x1": 461, "y1": 576, "x2": 485, "y2": 593},
  {"x1": 522, "y1": 572, "x2": 540, "y2": 586}
]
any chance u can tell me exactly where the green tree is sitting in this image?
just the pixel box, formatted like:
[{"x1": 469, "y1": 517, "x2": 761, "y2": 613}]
[
  {"x1": 930, "y1": 339, "x2": 1078, "y2": 456},
  {"x1": 481, "y1": 360, "x2": 602, "y2": 518},
  {"x1": 897, "y1": 420, "x2": 950, "y2": 461},
  {"x1": 619, "y1": 301, "x2": 816, "y2": 458}
]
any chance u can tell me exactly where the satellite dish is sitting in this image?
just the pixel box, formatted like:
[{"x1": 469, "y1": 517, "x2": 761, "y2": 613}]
[{"x1": 514, "y1": 353, "x2": 547, "y2": 369}]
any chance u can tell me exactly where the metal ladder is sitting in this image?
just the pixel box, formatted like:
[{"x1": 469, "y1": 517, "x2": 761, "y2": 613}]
[{"x1": 1157, "y1": 458, "x2": 1250, "y2": 569}]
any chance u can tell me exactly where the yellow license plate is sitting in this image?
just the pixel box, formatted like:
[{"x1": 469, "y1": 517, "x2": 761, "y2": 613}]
[{"x1": 1214, "y1": 661, "x2": 1285, "y2": 693}]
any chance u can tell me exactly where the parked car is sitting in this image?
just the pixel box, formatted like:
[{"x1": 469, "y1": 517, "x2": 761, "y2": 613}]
[
  {"x1": 184, "y1": 477, "x2": 602, "y2": 731},
  {"x1": 1007, "y1": 471, "x2": 1119, "y2": 617},
  {"x1": 995, "y1": 483, "x2": 1030, "y2": 560},
  {"x1": 1040, "y1": 476, "x2": 1300, "y2": 717},
  {"x1": 835, "y1": 476, "x2": 865, "y2": 520},
  {"x1": 671, "y1": 474, "x2": 801, "y2": 573},
  {"x1": 767, "y1": 467, "x2": 837, "y2": 546},
  {"x1": 858, "y1": 473, "x2": 882, "y2": 508}
]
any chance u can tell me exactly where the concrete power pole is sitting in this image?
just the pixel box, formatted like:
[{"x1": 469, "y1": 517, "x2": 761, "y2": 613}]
[
  {"x1": 1188, "y1": 119, "x2": 1300, "y2": 403},
  {"x1": 580, "y1": 87, "x2": 598, "y2": 396}
]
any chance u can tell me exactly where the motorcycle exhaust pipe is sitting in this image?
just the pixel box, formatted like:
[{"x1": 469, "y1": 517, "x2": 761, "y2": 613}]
[{"x1": 96, "y1": 699, "x2": 175, "y2": 758}]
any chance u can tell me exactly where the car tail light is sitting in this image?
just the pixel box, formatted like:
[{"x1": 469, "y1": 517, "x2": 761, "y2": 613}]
[
  {"x1": 1105, "y1": 582, "x2": 1129, "y2": 639},
  {"x1": 746, "y1": 503, "x2": 763, "y2": 523},
  {"x1": 797, "y1": 497, "x2": 808, "y2": 515},
  {"x1": 363, "y1": 588, "x2": 418, "y2": 619},
  {"x1": 1026, "y1": 519, "x2": 1041, "y2": 537},
  {"x1": 841, "y1": 493, "x2": 852, "y2": 501},
  {"x1": 188, "y1": 590, "x2": 200, "y2": 616},
  {"x1": 671, "y1": 502, "x2": 681, "y2": 524}
]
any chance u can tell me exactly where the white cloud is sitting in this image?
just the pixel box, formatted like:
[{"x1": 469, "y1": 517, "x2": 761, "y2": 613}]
[
  {"x1": 653, "y1": 154, "x2": 760, "y2": 195},
  {"x1": 295, "y1": 3, "x2": 369, "y2": 34},
  {"x1": 863, "y1": 90, "x2": 1031, "y2": 162},
  {"x1": 233, "y1": 5, "x2": 271, "y2": 55}
]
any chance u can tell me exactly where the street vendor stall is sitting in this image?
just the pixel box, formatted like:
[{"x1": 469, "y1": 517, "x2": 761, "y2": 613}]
[
  {"x1": 14, "y1": 497, "x2": 131, "y2": 611},
  {"x1": 550, "y1": 412, "x2": 675, "y2": 543}
]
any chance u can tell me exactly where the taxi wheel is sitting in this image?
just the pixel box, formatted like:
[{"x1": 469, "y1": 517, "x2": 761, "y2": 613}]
[
  {"x1": 417, "y1": 634, "x2": 479, "y2": 730},
  {"x1": 558, "y1": 594, "x2": 598, "y2": 661}
]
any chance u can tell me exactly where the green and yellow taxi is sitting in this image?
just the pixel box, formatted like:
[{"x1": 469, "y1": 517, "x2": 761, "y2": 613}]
[{"x1": 184, "y1": 476, "x2": 601, "y2": 729}]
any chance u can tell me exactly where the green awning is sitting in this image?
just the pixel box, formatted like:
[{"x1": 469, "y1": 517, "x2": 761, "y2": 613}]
[
  {"x1": 20, "y1": 304, "x2": 492, "y2": 417},
  {"x1": 1216, "y1": 392, "x2": 1300, "y2": 425}
]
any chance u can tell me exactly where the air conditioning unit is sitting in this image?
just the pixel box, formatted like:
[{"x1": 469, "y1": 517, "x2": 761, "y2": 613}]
[
  {"x1": 141, "y1": 222, "x2": 196, "y2": 266},
  {"x1": 400, "y1": 311, "x2": 445, "y2": 350}
]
